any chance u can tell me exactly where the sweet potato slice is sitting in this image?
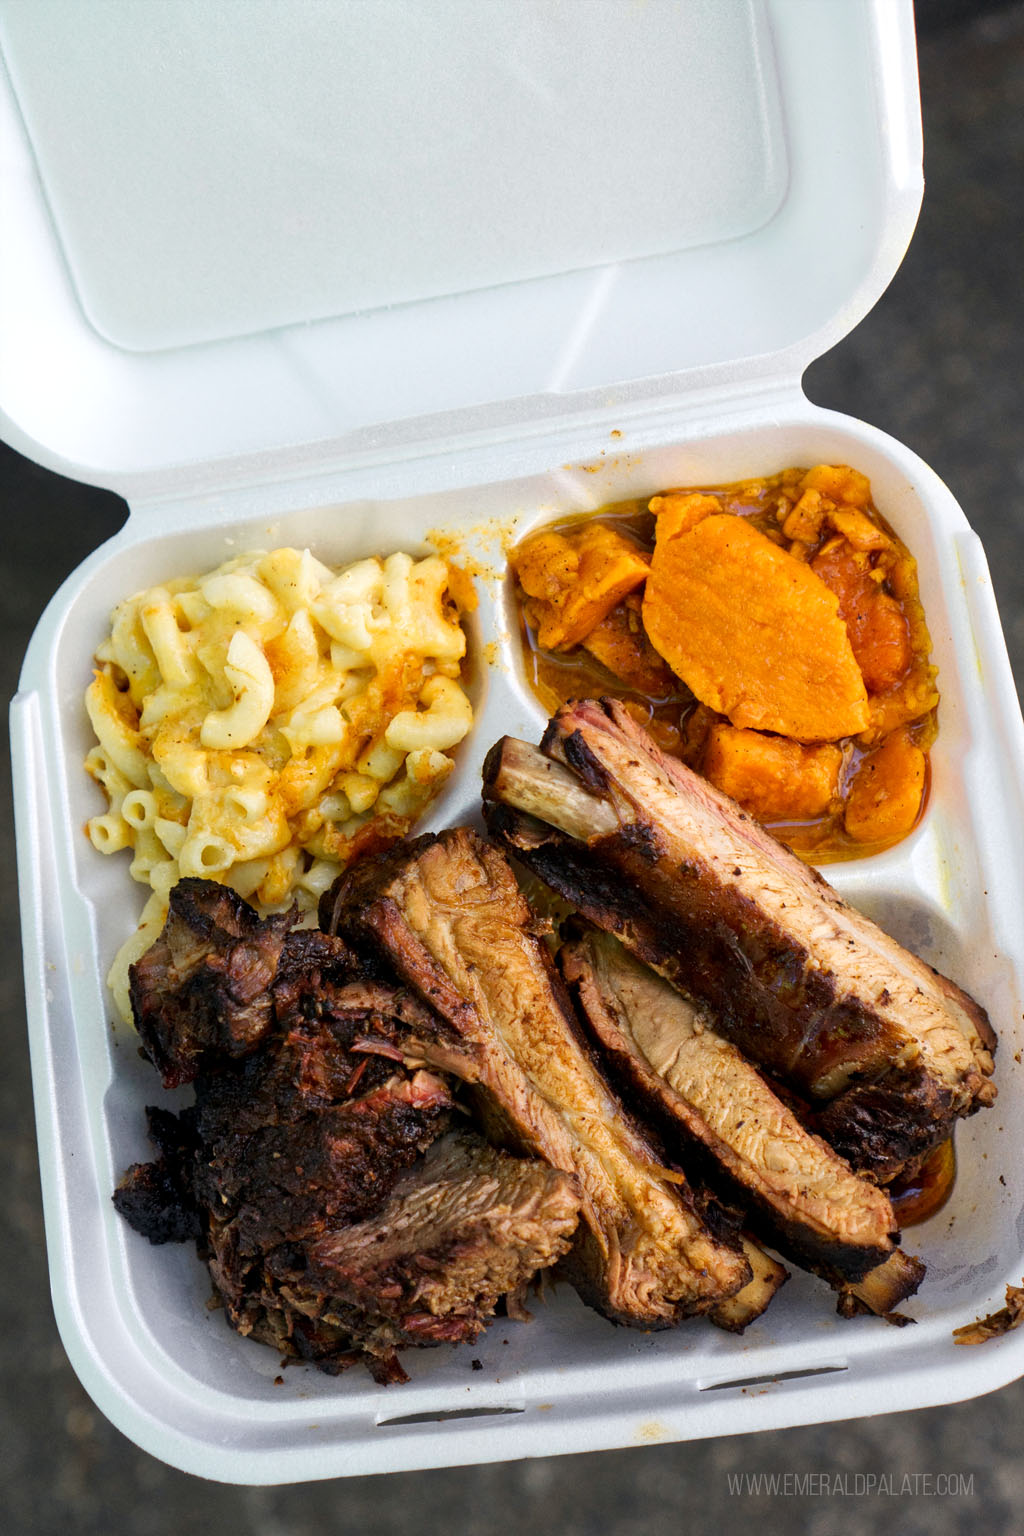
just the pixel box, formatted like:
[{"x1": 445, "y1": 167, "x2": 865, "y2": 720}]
[
  {"x1": 702, "y1": 723, "x2": 842, "y2": 821},
  {"x1": 514, "y1": 524, "x2": 650, "y2": 650},
  {"x1": 811, "y1": 538, "x2": 912, "y2": 694},
  {"x1": 642, "y1": 514, "x2": 869, "y2": 741},
  {"x1": 844, "y1": 729, "x2": 926, "y2": 844}
]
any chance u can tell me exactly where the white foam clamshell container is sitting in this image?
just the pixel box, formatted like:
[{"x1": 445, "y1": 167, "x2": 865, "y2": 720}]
[{"x1": 6, "y1": 0, "x2": 1024, "y2": 1485}]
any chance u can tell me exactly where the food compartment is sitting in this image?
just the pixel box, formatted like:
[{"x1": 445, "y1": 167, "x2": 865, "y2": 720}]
[
  {"x1": 19, "y1": 405, "x2": 1024, "y2": 1479},
  {"x1": 505, "y1": 469, "x2": 939, "y2": 860}
]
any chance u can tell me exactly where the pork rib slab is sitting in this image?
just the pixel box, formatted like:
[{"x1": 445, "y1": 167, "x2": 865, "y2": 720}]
[
  {"x1": 560, "y1": 925, "x2": 923, "y2": 1311},
  {"x1": 482, "y1": 701, "x2": 995, "y2": 1180},
  {"x1": 324, "y1": 827, "x2": 751, "y2": 1327}
]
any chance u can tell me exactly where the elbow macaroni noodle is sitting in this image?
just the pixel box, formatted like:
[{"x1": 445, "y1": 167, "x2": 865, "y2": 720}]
[{"x1": 86, "y1": 546, "x2": 475, "y2": 1024}]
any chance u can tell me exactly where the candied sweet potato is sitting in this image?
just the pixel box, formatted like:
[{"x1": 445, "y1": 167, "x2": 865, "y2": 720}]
[
  {"x1": 799, "y1": 464, "x2": 872, "y2": 507},
  {"x1": 829, "y1": 507, "x2": 892, "y2": 553},
  {"x1": 647, "y1": 491, "x2": 720, "y2": 538},
  {"x1": 780, "y1": 488, "x2": 827, "y2": 545},
  {"x1": 861, "y1": 670, "x2": 940, "y2": 744},
  {"x1": 843, "y1": 729, "x2": 926, "y2": 844},
  {"x1": 582, "y1": 594, "x2": 679, "y2": 695},
  {"x1": 811, "y1": 538, "x2": 912, "y2": 694},
  {"x1": 702, "y1": 723, "x2": 842, "y2": 821},
  {"x1": 514, "y1": 523, "x2": 650, "y2": 650},
  {"x1": 642, "y1": 514, "x2": 869, "y2": 742}
]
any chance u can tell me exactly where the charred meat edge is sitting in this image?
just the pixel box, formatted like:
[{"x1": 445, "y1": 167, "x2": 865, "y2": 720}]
[
  {"x1": 482, "y1": 705, "x2": 994, "y2": 1178},
  {"x1": 323, "y1": 826, "x2": 753, "y2": 1327},
  {"x1": 241, "y1": 1129, "x2": 582, "y2": 1382},
  {"x1": 559, "y1": 926, "x2": 923, "y2": 1315},
  {"x1": 298, "y1": 1130, "x2": 582, "y2": 1356},
  {"x1": 835, "y1": 1249, "x2": 925, "y2": 1325},
  {"x1": 129, "y1": 877, "x2": 298, "y2": 1086},
  {"x1": 195, "y1": 1066, "x2": 455, "y2": 1260}
]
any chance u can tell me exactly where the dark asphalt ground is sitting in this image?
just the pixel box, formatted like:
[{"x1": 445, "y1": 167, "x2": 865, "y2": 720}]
[{"x1": 3, "y1": 4, "x2": 1024, "y2": 1531}]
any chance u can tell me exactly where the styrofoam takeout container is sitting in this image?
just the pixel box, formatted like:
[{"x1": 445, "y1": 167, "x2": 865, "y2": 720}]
[{"x1": 6, "y1": 0, "x2": 1024, "y2": 1485}]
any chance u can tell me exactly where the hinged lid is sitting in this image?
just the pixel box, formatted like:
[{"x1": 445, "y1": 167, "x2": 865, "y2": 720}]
[{"x1": 0, "y1": 0, "x2": 922, "y2": 498}]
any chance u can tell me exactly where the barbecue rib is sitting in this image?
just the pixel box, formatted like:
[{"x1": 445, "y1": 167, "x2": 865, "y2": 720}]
[
  {"x1": 710, "y1": 1236, "x2": 789, "y2": 1333},
  {"x1": 322, "y1": 827, "x2": 753, "y2": 1327},
  {"x1": 482, "y1": 701, "x2": 995, "y2": 1180},
  {"x1": 559, "y1": 925, "x2": 923, "y2": 1312},
  {"x1": 118, "y1": 879, "x2": 584, "y2": 1378}
]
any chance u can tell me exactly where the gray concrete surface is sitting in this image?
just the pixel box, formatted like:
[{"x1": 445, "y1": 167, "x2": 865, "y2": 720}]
[{"x1": 3, "y1": 4, "x2": 1024, "y2": 1531}]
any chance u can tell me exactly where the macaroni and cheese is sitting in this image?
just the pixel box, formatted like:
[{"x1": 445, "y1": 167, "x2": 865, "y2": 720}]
[{"x1": 85, "y1": 545, "x2": 475, "y2": 1023}]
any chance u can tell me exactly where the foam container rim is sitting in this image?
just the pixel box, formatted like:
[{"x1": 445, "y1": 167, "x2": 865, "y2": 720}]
[{"x1": 12, "y1": 393, "x2": 1024, "y2": 1483}]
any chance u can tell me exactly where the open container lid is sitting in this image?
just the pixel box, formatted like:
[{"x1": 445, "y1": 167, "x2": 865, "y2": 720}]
[{"x1": 0, "y1": 0, "x2": 922, "y2": 501}]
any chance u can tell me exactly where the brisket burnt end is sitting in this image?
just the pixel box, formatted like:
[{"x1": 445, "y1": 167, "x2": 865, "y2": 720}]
[
  {"x1": 112, "y1": 1105, "x2": 202, "y2": 1245},
  {"x1": 234, "y1": 1130, "x2": 581, "y2": 1381},
  {"x1": 129, "y1": 879, "x2": 299, "y2": 1087},
  {"x1": 116, "y1": 878, "x2": 582, "y2": 1379}
]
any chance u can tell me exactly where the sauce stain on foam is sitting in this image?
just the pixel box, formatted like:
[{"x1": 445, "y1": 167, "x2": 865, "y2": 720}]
[
  {"x1": 427, "y1": 516, "x2": 521, "y2": 585},
  {"x1": 635, "y1": 1419, "x2": 671, "y2": 1442},
  {"x1": 427, "y1": 515, "x2": 533, "y2": 672},
  {"x1": 955, "y1": 543, "x2": 987, "y2": 687}
]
